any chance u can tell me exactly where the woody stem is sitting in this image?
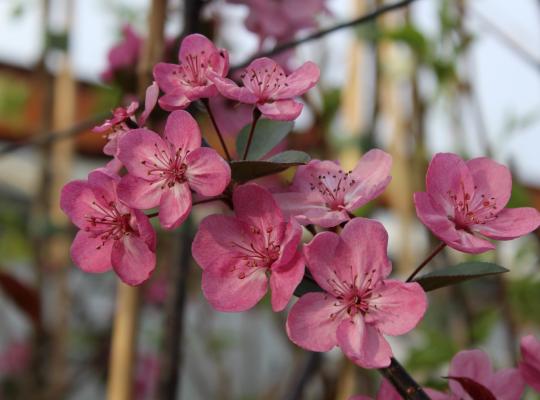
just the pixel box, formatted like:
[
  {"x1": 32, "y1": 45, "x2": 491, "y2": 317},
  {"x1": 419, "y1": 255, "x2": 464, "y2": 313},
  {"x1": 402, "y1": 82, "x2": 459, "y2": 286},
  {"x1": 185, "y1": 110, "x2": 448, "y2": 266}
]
[
  {"x1": 405, "y1": 241, "x2": 447, "y2": 282},
  {"x1": 202, "y1": 99, "x2": 232, "y2": 162},
  {"x1": 242, "y1": 108, "x2": 262, "y2": 160}
]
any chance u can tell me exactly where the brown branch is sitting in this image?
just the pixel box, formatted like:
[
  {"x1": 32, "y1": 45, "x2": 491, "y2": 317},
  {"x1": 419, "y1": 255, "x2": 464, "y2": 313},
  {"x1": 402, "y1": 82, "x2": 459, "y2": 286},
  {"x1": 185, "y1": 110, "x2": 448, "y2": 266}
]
[{"x1": 406, "y1": 242, "x2": 446, "y2": 282}]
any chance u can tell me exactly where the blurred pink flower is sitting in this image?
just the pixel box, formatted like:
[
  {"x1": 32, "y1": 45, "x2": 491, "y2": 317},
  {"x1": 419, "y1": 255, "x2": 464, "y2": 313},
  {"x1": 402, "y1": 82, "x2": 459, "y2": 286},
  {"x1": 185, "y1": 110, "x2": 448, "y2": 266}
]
[
  {"x1": 432, "y1": 349, "x2": 524, "y2": 400},
  {"x1": 519, "y1": 334, "x2": 540, "y2": 392},
  {"x1": 154, "y1": 34, "x2": 229, "y2": 110},
  {"x1": 207, "y1": 95, "x2": 253, "y2": 138},
  {"x1": 414, "y1": 153, "x2": 540, "y2": 254},
  {"x1": 210, "y1": 57, "x2": 319, "y2": 120},
  {"x1": 274, "y1": 149, "x2": 392, "y2": 227},
  {"x1": 286, "y1": 218, "x2": 427, "y2": 369},
  {"x1": 192, "y1": 183, "x2": 304, "y2": 312},
  {"x1": 228, "y1": 0, "x2": 327, "y2": 44},
  {"x1": 134, "y1": 353, "x2": 160, "y2": 400},
  {"x1": 101, "y1": 25, "x2": 142, "y2": 83},
  {"x1": 60, "y1": 169, "x2": 156, "y2": 286},
  {"x1": 117, "y1": 110, "x2": 230, "y2": 230},
  {"x1": 0, "y1": 342, "x2": 30, "y2": 376},
  {"x1": 93, "y1": 101, "x2": 139, "y2": 156}
]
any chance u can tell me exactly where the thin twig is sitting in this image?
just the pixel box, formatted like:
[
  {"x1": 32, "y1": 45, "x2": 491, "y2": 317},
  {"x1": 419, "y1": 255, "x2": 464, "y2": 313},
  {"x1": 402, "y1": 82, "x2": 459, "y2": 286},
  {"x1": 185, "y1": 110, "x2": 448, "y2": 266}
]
[
  {"x1": 242, "y1": 108, "x2": 261, "y2": 160},
  {"x1": 379, "y1": 358, "x2": 430, "y2": 400},
  {"x1": 282, "y1": 352, "x2": 322, "y2": 400},
  {"x1": 202, "y1": 99, "x2": 232, "y2": 161},
  {"x1": 406, "y1": 242, "x2": 446, "y2": 282}
]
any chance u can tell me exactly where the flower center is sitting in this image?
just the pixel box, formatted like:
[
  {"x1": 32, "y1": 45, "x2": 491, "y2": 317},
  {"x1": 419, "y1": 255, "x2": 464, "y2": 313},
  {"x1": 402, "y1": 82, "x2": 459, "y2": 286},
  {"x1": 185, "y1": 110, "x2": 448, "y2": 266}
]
[
  {"x1": 173, "y1": 52, "x2": 208, "y2": 86},
  {"x1": 230, "y1": 226, "x2": 281, "y2": 280},
  {"x1": 447, "y1": 184, "x2": 498, "y2": 229},
  {"x1": 241, "y1": 65, "x2": 286, "y2": 100},
  {"x1": 309, "y1": 169, "x2": 356, "y2": 210},
  {"x1": 85, "y1": 199, "x2": 135, "y2": 249},
  {"x1": 141, "y1": 143, "x2": 189, "y2": 189},
  {"x1": 326, "y1": 267, "x2": 379, "y2": 321}
]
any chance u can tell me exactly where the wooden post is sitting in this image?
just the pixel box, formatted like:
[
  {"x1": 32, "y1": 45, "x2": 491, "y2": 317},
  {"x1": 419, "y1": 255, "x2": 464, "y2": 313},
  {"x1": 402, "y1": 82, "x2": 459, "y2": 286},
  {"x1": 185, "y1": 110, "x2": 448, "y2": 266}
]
[{"x1": 106, "y1": 2, "x2": 167, "y2": 399}]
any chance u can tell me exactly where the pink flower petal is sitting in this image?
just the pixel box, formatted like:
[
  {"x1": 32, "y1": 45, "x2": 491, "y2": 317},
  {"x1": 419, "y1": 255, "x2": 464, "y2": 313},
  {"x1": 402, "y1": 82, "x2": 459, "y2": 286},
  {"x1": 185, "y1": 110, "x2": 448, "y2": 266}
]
[
  {"x1": 241, "y1": 58, "x2": 283, "y2": 92},
  {"x1": 111, "y1": 235, "x2": 156, "y2": 286},
  {"x1": 233, "y1": 183, "x2": 283, "y2": 231},
  {"x1": 185, "y1": 147, "x2": 231, "y2": 196},
  {"x1": 273, "y1": 191, "x2": 349, "y2": 227},
  {"x1": 133, "y1": 209, "x2": 156, "y2": 252},
  {"x1": 61, "y1": 180, "x2": 97, "y2": 229},
  {"x1": 474, "y1": 207, "x2": 540, "y2": 240},
  {"x1": 269, "y1": 251, "x2": 304, "y2": 311},
  {"x1": 336, "y1": 317, "x2": 392, "y2": 368},
  {"x1": 426, "y1": 153, "x2": 474, "y2": 216},
  {"x1": 467, "y1": 157, "x2": 512, "y2": 210},
  {"x1": 257, "y1": 99, "x2": 303, "y2": 121},
  {"x1": 179, "y1": 33, "x2": 218, "y2": 65},
  {"x1": 487, "y1": 368, "x2": 524, "y2": 400},
  {"x1": 448, "y1": 350, "x2": 492, "y2": 397},
  {"x1": 158, "y1": 183, "x2": 192, "y2": 230},
  {"x1": 158, "y1": 90, "x2": 191, "y2": 111},
  {"x1": 153, "y1": 62, "x2": 183, "y2": 92},
  {"x1": 70, "y1": 230, "x2": 113, "y2": 273},
  {"x1": 275, "y1": 61, "x2": 320, "y2": 99},
  {"x1": 304, "y1": 230, "x2": 346, "y2": 293},
  {"x1": 414, "y1": 192, "x2": 495, "y2": 253},
  {"x1": 519, "y1": 335, "x2": 540, "y2": 392},
  {"x1": 163, "y1": 110, "x2": 202, "y2": 153},
  {"x1": 139, "y1": 81, "x2": 159, "y2": 126},
  {"x1": 212, "y1": 76, "x2": 259, "y2": 104},
  {"x1": 345, "y1": 149, "x2": 392, "y2": 211},
  {"x1": 365, "y1": 280, "x2": 427, "y2": 336},
  {"x1": 272, "y1": 218, "x2": 303, "y2": 268},
  {"x1": 286, "y1": 292, "x2": 342, "y2": 352},
  {"x1": 192, "y1": 215, "x2": 252, "y2": 271},
  {"x1": 117, "y1": 128, "x2": 169, "y2": 178},
  {"x1": 117, "y1": 175, "x2": 163, "y2": 210},
  {"x1": 201, "y1": 267, "x2": 268, "y2": 312},
  {"x1": 340, "y1": 218, "x2": 392, "y2": 281}
]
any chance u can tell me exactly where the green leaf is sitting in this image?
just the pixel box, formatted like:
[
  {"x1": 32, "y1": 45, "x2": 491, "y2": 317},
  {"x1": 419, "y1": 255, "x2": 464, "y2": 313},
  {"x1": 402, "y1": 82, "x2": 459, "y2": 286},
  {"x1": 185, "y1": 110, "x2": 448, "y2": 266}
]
[
  {"x1": 414, "y1": 262, "x2": 508, "y2": 292},
  {"x1": 230, "y1": 151, "x2": 310, "y2": 182},
  {"x1": 236, "y1": 119, "x2": 294, "y2": 160}
]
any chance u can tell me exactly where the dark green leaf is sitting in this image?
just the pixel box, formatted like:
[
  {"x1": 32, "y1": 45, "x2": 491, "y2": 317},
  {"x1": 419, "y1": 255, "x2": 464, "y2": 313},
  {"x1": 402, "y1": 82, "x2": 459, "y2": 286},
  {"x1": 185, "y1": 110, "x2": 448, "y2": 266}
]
[
  {"x1": 236, "y1": 119, "x2": 294, "y2": 160},
  {"x1": 414, "y1": 262, "x2": 508, "y2": 292},
  {"x1": 230, "y1": 151, "x2": 310, "y2": 182}
]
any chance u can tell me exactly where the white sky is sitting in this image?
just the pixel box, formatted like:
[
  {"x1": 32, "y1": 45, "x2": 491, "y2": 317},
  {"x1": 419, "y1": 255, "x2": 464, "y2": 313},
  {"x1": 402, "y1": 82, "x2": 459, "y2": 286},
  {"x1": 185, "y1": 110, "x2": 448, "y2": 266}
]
[{"x1": 0, "y1": 0, "x2": 539, "y2": 184}]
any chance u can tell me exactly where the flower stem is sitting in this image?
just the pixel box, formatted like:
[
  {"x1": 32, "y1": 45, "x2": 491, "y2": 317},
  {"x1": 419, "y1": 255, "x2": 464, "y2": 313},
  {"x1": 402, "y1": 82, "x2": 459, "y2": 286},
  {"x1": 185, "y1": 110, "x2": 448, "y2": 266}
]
[
  {"x1": 406, "y1": 241, "x2": 446, "y2": 282},
  {"x1": 242, "y1": 108, "x2": 262, "y2": 160},
  {"x1": 202, "y1": 99, "x2": 231, "y2": 162}
]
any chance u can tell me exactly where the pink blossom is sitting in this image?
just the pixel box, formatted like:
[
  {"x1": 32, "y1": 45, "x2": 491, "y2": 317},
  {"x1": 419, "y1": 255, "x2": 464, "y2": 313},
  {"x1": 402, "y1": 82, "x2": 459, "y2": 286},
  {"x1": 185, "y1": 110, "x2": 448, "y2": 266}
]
[
  {"x1": 93, "y1": 82, "x2": 159, "y2": 158},
  {"x1": 286, "y1": 218, "x2": 427, "y2": 369},
  {"x1": 209, "y1": 57, "x2": 320, "y2": 121},
  {"x1": 519, "y1": 334, "x2": 540, "y2": 392},
  {"x1": 414, "y1": 153, "x2": 540, "y2": 254},
  {"x1": 60, "y1": 169, "x2": 156, "y2": 286},
  {"x1": 192, "y1": 183, "x2": 304, "y2": 312},
  {"x1": 153, "y1": 34, "x2": 229, "y2": 111},
  {"x1": 207, "y1": 95, "x2": 253, "y2": 138},
  {"x1": 117, "y1": 110, "x2": 231, "y2": 230},
  {"x1": 432, "y1": 350, "x2": 525, "y2": 400},
  {"x1": 228, "y1": 0, "x2": 327, "y2": 44},
  {"x1": 101, "y1": 25, "x2": 142, "y2": 83},
  {"x1": 93, "y1": 101, "x2": 139, "y2": 156},
  {"x1": 134, "y1": 353, "x2": 160, "y2": 400},
  {"x1": 274, "y1": 150, "x2": 392, "y2": 227}
]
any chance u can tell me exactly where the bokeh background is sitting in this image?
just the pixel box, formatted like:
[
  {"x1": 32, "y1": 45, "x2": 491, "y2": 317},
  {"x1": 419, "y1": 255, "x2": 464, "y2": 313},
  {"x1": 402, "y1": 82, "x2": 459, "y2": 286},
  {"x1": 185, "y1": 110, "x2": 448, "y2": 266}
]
[{"x1": 0, "y1": 0, "x2": 539, "y2": 399}]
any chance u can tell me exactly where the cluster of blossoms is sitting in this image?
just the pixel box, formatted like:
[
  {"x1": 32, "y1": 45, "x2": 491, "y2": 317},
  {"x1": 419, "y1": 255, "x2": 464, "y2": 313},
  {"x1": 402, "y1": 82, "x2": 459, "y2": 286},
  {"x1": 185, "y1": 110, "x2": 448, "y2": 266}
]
[{"x1": 62, "y1": 32, "x2": 540, "y2": 392}]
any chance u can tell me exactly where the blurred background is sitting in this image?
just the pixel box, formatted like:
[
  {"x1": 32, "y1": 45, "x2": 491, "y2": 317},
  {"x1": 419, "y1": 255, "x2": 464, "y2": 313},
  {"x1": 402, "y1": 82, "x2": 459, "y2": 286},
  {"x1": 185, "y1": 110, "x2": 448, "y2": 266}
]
[{"x1": 0, "y1": 0, "x2": 539, "y2": 399}]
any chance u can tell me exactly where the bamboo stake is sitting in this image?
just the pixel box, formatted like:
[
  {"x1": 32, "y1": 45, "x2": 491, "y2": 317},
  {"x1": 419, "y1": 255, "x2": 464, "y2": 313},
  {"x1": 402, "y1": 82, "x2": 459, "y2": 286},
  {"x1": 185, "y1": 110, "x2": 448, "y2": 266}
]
[{"x1": 107, "y1": 2, "x2": 167, "y2": 399}]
